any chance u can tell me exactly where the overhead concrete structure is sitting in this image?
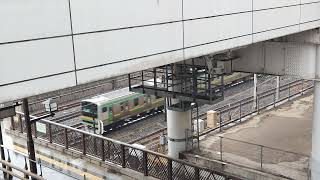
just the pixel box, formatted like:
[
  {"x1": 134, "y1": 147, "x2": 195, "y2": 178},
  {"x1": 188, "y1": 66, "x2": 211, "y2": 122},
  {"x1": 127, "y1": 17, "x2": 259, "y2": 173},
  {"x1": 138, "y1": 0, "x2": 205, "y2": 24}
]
[
  {"x1": 231, "y1": 29, "x2": 320, "y2": 180},
  {"x1": 1, "y1": 1, "x2": 320, "y2": 103}
]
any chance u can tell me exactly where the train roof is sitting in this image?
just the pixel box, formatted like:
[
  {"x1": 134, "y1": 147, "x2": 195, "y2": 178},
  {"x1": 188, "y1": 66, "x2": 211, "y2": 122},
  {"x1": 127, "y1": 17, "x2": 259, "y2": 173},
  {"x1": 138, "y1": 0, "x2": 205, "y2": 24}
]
[{"x1": 81, "y1": 87, "x2": 137, "y2": 105}]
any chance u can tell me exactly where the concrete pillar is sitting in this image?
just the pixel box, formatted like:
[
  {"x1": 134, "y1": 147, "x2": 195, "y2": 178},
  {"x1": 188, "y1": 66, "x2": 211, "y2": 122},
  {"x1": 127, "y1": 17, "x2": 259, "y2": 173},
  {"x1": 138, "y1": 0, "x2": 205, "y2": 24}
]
[
  {"x1": 312, "y1": 45, "x2": 320, "y2": 179},
  {"x1": 253, "y1": 74, "x2": 258, "y2": 109},
  {"x1": 167, "y1": 108, "x2": 192, "y2": 158},
  {"x1": 276, "y1": 76, "x2": 280, "y2": 101}
]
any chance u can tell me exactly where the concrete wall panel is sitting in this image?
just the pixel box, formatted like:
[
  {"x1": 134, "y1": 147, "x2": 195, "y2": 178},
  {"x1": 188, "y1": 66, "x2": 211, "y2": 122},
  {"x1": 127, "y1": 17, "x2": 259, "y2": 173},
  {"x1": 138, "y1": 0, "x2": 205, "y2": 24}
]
[
  {"x1": 74, "y1": 22, "x2": 183, "y2": 69},
  {"x1": 183, "y1": 0, "x2": 252, "y2": 19},
  {"x1": 70, "y1": 0, "x2": 182, "y2": 33},
  {"x1": 0, "y1": 0, "x2": 70, "y2": 43},
  {"x1": 0, "y1": 37, "x2": 74, "y2": 86}
]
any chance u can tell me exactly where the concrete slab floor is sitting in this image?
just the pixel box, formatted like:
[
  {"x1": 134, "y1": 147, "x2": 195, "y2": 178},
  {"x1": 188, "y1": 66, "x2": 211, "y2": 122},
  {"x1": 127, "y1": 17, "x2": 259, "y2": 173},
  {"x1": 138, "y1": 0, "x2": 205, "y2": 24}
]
[{"x1": 195, "y1": 92, "x2": 313, "y2": 179}]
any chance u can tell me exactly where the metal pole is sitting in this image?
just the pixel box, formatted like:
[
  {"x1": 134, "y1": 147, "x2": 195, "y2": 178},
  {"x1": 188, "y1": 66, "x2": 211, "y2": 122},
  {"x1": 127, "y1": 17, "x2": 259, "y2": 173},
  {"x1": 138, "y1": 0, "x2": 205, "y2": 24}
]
[
  {"x1": 0, "y1": 120, "x2": 7, "y2": 178},
  {"x1": 276, "y1": 76, "x2": 280, "y2": 101},
  {"x1": 93, "y1": 118, "x2": 96, "y2": 134},
  {"x1": 220, "y1": 137, "x2": 223, "y2": 161},
  {"x1": 260, "y1": 145, "x2": 263, "y2": 170},
  {"x1": 253, "y1": 74, "x2": 258, "y2": 109},
  {"x1": 196, "y1": 104, "x2": 200, "y2": 149},
  {"x1": 22, "y1": 98, "x2": 38, "y2": 178}
]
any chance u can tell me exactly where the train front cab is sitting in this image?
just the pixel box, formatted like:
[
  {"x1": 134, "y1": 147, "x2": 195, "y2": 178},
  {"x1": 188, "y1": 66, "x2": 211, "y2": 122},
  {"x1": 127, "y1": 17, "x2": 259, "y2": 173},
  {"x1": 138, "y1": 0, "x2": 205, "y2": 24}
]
[{"x1": 81, "y1": 101, "x2": 104, "y2": 134}]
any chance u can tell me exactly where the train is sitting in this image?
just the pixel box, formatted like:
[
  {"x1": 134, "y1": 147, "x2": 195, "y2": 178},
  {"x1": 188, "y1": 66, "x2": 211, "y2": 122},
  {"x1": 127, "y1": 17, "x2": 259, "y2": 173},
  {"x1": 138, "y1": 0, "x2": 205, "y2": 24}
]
[
  {"x1": 81, "y1": 88, "x2": 165, "y2": 133},
  {"x1": 81, "y1": 72, "x2": 252, "y2": 134}
]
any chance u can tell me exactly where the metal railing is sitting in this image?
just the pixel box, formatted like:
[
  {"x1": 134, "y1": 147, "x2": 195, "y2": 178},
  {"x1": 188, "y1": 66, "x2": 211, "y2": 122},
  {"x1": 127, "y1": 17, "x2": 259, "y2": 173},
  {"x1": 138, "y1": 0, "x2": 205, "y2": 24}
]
[
  {"x1": 0, "y1": 144, "x2": 81, "y2": 180},
  {"x1": 11, "y1": 115, "x2": 240, "y2": 180},
  {"x1": 212, "y1": 136, "x2": 310, "y2": 179},
  {"x1": 9, "y1": 79, "x2": 313, "y2": 180},
  {"x1": 201, "y1": 79, "x2": 314, "y2": 136}
]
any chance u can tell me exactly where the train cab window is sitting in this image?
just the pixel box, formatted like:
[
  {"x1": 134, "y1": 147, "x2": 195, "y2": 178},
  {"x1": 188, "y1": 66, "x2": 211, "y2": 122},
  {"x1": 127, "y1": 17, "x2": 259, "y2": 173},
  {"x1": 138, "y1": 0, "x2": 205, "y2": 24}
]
[
  {"x1": 134, "y1": 98, "x2": 139, "y2": 106},
  {"x1": 102, "y1": 107, "x2": 108, "y2": 113},
  {"x1": 81, "y1": 102, "x2": 97, "y2": 118}
]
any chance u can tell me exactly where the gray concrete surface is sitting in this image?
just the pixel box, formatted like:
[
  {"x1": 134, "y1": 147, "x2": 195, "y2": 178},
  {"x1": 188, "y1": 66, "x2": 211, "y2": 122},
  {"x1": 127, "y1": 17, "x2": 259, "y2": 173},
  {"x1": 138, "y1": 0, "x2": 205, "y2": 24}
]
[{"x1": 192, "y1": 92, "x2": 313, "y2": 180}]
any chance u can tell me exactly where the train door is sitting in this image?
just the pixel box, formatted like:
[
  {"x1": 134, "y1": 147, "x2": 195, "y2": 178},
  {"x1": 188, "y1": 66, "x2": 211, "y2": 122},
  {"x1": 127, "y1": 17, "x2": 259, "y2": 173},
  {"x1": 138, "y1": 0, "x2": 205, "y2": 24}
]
[{"x1": 108, "y1": 106, "x2": 113, "y2": 124}]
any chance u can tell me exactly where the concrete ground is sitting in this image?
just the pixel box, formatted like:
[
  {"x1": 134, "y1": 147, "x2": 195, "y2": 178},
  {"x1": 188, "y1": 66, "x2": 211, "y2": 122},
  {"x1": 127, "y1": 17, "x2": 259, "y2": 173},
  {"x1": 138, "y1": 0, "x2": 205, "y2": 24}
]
[{"x1": 194, "y1": 92, "x2": 313, "y2": 179}]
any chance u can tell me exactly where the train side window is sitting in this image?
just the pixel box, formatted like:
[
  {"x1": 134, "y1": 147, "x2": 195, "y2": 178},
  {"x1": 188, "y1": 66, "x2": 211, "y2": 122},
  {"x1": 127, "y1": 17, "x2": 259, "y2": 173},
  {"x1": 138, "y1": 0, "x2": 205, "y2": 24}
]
[
  {"x1": 134, "y1": 98, "x2": 139, "y2": 106},
  {"x1": 108, "y1": 107, "x2": 112, "y2": 113},
  {"x1": 102, "y1": 107, "x2": 108, "y2": 113}
]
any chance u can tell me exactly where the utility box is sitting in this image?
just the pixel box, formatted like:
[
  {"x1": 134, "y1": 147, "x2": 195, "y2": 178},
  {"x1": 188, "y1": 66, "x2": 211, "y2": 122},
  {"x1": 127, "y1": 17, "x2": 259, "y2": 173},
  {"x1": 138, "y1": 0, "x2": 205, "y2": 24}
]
[
  {"x1": 193, "y1": 119, "x2": 205, "y2": 133},
  {"x1": 207, "y1": 110, "x2": 218, "y2": 128}
]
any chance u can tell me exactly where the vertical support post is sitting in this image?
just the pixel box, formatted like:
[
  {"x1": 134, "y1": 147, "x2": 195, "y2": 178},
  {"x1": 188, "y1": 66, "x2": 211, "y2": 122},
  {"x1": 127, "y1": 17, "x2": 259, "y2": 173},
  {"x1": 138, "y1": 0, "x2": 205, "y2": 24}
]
[
  {"x1": 0, "y1": 120, "x2": 7, "y2": 178},
  {"x1": 192, "y1": 59, "x2": 197, "y2": 98},
  {"x1": 141, "y1": 71, "x2": 145, "y2": 93},
  {"x1": 33, "y1": 123, "x2": 37, "y2": 139},
  {"x1": 107, "y1": 141, "x2": 110, "y2": 159},
  {"x1": 10, "y1": 117, "x2": 14, "y2": 131},
  {"x1": 22, "y1": 98, "x2": 38, "y2": 178},
  {"x1": 18, "y1": 114, "x2": 23, "y2": 133},
  {"x1": 101, "y1": 139, "x2": 105, "y2": 161},
  {"x1": 228, "y1": 104, "x2": 231, "y2": 121},
  {"x1": 93, "y1": 118, "x2": 96, "y2": 134},
  {"x1": 167, "y1": 159, "x2": 173, "y2": 180},
  {"x1": 121, "y1": 145, "x2": 126, "y2": 168},
  {"x1": 128, "y1": 74, "x2": 132, "y2": 91},
  {"x1": 64, "y1": 128, "x2": 68, "y2": 149},
  {"x1": 220, "y1": 137, "x2": 223, "y2": 161},
  {"x1": 260, "y1": 145, "x2": 263, "y2": 170},
  {"x1": 143, "y1": 151, "x2": 148, "y2": 176},
  {"x1": 82, "y1": 133, "x2": 86, "y2": 155},
  {"x1": 208, "y1": 73, "x2": 212, "y2": 103},
  {"x1": 288, "y1": 83, "x2": 291, "y2": 101},
  {"x1": 153, "y1": 68, "x2": 158, "y2": 97},
  {"x1": 273, "y1": 92, "x2": 276, "y2": 108},
  {"x1": 194, "y1": 167, "x2": 200, "y2": 180},
  {"x1": 219, "y1": 111, "x2": 222, "y2": 132},
  {"x1": 276, "y1": 76, "x2": 280, "y2": 101},
  {"x1": 196, "y1": 104, "x2": 200, "y2": 149},
  {"x1": 253, "y1": 74, "x2": 258, "y2": 109},
  {"x1": 48, "y1": 124, "x2": 52, "y2": 143},
  {"x1": 257, "y1": 96, "x2": 260, "y2": 114},
  {"x1": 239, "y1": 102, "x2": 242, "y2": 122}
]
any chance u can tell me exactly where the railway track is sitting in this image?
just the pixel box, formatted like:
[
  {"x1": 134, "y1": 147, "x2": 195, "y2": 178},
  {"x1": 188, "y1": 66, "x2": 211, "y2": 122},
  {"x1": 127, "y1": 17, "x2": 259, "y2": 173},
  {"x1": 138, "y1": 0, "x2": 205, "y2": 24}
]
[{"x1": 124, "y1": 77, "x2": 312, "y2": 150}]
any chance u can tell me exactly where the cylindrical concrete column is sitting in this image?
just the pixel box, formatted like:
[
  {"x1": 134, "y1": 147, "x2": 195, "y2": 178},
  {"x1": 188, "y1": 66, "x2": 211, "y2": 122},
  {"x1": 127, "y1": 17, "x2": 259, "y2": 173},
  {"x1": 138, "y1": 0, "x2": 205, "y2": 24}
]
[
  {"x1": 167, "y1": 108, "x2": 192, "y2": 158},
  {"x1": 312, "y1": 45, "x2": 320, "y2": 179}
]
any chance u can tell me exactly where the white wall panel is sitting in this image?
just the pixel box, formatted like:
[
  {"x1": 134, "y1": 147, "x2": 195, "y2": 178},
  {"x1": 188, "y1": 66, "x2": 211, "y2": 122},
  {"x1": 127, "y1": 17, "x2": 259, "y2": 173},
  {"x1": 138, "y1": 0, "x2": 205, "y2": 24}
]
[
  {"x1": 253, "y1": 0, "x2": 299, "y2": 10},
  {"x1": 184, "y1": 13, "x2": 252, "y2": 47},
  {"x1": 183, "y1": 0, "x2": 252, "y2": 19},
  {"x1": 300, "y1": 20, "x2": 320, "y2": 31},
  {"x1": 301, "y1": 2, "x2": 320, "y2": 23},
  {"x1": 253, "y1": 6, "x2": 300, "y2": 33},
  {"x1": 74, "y1": 23, "x2": 183, "y2": 69},
  {"x1": 0, "y1": 37, "x2": 75, "y2": 85},
  {"x1": 301, "y1": 0, "x2": 320, "y2": 3},
  {"x1": 77, "y1": 50, "x2": 183, "y2": 84},
  {"x1": 253, "y1": 25, "x2": 300, "y2": 43},
  {"x1": 70, "y1": 0, "x2": 182, "y2": 33},
  {"x1": 0, "y1": 0, "x2": 71, "y2": 43},
  {"x1": 0, "y1": 73, "x2": 76, "y2": 102}
]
